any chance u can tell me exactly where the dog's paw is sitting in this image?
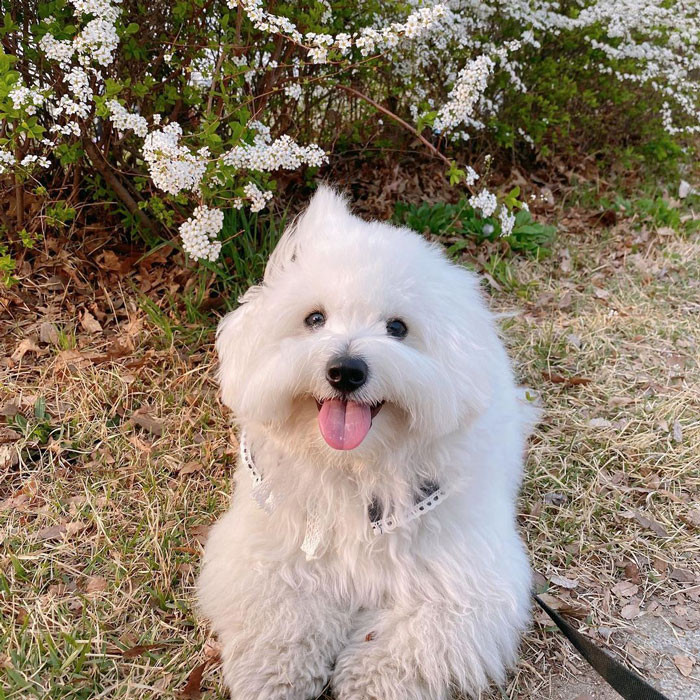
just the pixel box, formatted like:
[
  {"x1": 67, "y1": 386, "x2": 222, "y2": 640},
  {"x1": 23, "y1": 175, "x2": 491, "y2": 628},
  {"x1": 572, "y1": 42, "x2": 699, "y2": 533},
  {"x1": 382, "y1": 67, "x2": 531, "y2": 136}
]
[
  {"x1": 332, "y1": 640, "x2": 443, "y2": 700},
  {"x1": 220, "y1": 640, "x2": 331, "y2": 700}
]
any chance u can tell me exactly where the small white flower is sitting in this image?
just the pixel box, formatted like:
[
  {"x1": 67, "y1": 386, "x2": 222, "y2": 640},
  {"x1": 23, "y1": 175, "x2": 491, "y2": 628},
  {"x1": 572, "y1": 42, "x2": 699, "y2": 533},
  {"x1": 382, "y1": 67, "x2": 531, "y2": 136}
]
[
  {"x1": 284, "y1": 83, "x2": 303, "y2": 99},
  {"x1": 499, "y1": 205, "x2": 516, "y2": 236},
  {"x1": 0, "y1": 149, "x2": 15, "y2": 175},
  {"x1": 469, "y1": 189, "x2": 498, "y2": 218},
  {"x1": 179, "y1": 205, "x2": 224, "y2": 261},
  {"x1": 223, "y1": 127, "x2": 327, "y2": 172},
  {"x1": 243, "y1": 182, "x2": 273, "y2": 212},
  {"x1": 107, "y1": 100, "x2": 148, "y2": 137},
  {"x1": 143, "y1": 123, "x2": 208, "y2": 195}
]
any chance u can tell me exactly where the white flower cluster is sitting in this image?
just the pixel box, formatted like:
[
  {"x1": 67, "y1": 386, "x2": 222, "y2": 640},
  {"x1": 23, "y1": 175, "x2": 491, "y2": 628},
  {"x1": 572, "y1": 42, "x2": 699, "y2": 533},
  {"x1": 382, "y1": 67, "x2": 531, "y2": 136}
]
[
  {"x1": 32, "y1": 0, "x2": 122, "y2": 147},
  {"x1": 143, "y1": 123, "x2": 209, "y2": 195},
  {"x1": 39, "y1": 0, "x2": 120, "y2": 70},
  {"x1": 469, "y1": 190, "x2": 498, "y2": 218},
  {"x1": 432, "y1": 55, "x2": 495, "y2": 134},
  {"x1": 0, "y1": 149, "x2": 15, "y2": 175},
  {"x1": 236, "y1": 0, "x2": 447, "y2": 64},
  {"x1": 223, "y1": 130, "x2": 327, "y2": 171},
  {"x1": 243, "y1": 182, "x2": 273, "y2": 212},
  {"x1": 283, "y1": 83, "x2": 303, "y2": 99},
  {"x1": 107, "y1": 100, "x2": 149, "y2": 137},
  {"x1": 403, "y1": 0, "x2": 699, "y2": 138},
  {"x1": 179, "y1": 205, "x2": 224, "y2": 262},
  {"x1": 499, "y1": 206, "x2": 516, "y2": 236},
  {"x1": 20, "y1": 154, "x2": 51, "y2": 169},
  {"x1": 9, "y1": 86, "x2": 45, "y2": 115},
  {"x1": 464, "y1": 166, "x2": 479, "y2": 186},
  {"x1": 8, "y1": 0, "x2": 696, "y2": 269},
  {"x1": 74, "y1": 17, "x2": 120, "y2": 67},
  {"x1": 38, "y1": 33, "x2": 75, "y2": 69}
]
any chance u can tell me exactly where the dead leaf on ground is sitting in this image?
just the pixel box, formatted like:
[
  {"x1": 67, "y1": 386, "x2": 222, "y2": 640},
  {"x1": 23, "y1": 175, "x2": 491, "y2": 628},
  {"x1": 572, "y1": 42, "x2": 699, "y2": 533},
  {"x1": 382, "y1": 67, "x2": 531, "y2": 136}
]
[
  {"x1": 651, "y1": 556, "x2": 669, "y2": 573},
  {"x1": 544, "y1": 492, "x2": 567, "y2": 507},
  {"x1": 36, "y1": 521, "x2": 87, "y2": 541},
  {"x1": 80, "y1": 310, "x2": 103, "y2": 334},
  {"x1": 621, "y1": 510, "x2": 670, "y2": 538},
  {"x1": 85, "y1": 576, "x2": 108, "y2": 593},
  {"x1": 11, "y1": 338, "x2": 43, "y2": 363},
  {"x1": 0, "y1": 401, "x2": 20, "y2": 418},
  {"x1": 190, "y1": 524, "x2": 211, "y2": 545},
  {"x1": 122, "y1": 643, "x2": 167, "y2": 659},
  {"x1": 624, "y1": 562, "x2": 642, "y2": 584},
  {"x1": 620, "y1": 601, "x2": 641, "y2": 619},
  {"x1": 36, "y1": 524, "x2": 67, "y2": 541},
  {"x1": 673, "y1": 655, "x2": 695, "y2": 677},
  {"x1": 0, "y1": 428, "x2": 21, "y2": 445},
  {"x1": 612, "y1": 581, "x2": 639, "y2": 598},
  {"x1": 55, "y1": 349, "x2": 97, "y2": 370},
  {"x1": 0, "y1": 444, "x2": 20, "y2": 470},
  {"x1": 557, "y1": 291, "x2": 572, "y2": 309},
  {"x1": 131, "y1": 411, "x2": 164, "y2": 437},
  {"x1": 609, "y1": 395, "x2": 633, "y2": 407},
  {"x1": 559, "y1": 248, "x2": 572, "y2": 274},
  {"x1": 179, "y1": 661, "x2": 207, "y2": 699},
  {"x1": 107, "y1": 333, "x2": 135, "y2": 359},
  {"x1": 39, "y1": 321, "x2": 60, "y2": 345},
  {"x1": 179, "y1": 462, "x2": 204, "y2": 476},
  {"x1": 683, "y1": 507, "x2": 700, "y2": 529},
  {"x1": 550, "y1": 575, "x2": 578, "y2": 590},
  {"x1": 536, "y1": 593, "x2": 589, "y2": 619},
  {"x1": 542, "y1": 371, "x2": 592, "y2": 387},
  {"x1": 0, "y1": 493, "x2": 29, "y2": 511},
  {"x1": 669, "y1": 568, "x2": 695, "y2": 583}
]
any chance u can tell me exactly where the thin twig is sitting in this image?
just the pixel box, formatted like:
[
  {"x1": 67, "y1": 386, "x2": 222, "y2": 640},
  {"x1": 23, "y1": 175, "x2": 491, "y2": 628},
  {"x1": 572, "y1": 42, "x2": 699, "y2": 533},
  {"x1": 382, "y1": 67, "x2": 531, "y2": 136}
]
[
  {"x1": 206, "y1": 47, "x2": 228, "y2": 117},
  {"x1": 336, "y1": 84, "x2": 451, "y2": 166}
]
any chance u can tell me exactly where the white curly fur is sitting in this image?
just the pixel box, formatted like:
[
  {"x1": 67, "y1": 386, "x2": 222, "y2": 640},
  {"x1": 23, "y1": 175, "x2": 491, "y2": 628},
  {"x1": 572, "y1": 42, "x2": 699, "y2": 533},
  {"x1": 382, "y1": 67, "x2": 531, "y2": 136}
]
[{"x1": 197, "y1": 186, "x2": 534, "y2": 699}]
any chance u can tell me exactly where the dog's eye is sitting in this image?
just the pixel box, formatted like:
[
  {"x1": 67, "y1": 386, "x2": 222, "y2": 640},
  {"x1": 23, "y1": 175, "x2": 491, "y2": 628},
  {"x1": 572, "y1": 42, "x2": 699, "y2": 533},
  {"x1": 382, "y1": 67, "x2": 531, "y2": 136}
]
[
  {"x1": 304, "y1": 311, "x2": 326, "y2": 329},
  {"x1": 386, "y1": 318, "x2": 408, "y2": 339}
]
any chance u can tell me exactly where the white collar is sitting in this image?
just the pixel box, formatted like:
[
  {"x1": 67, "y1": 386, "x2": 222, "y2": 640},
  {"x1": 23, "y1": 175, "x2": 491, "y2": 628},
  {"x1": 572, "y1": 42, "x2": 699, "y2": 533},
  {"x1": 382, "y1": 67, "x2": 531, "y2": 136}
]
[{"x1": 239, "y1": 430, "x2": 448, "y2": 558}]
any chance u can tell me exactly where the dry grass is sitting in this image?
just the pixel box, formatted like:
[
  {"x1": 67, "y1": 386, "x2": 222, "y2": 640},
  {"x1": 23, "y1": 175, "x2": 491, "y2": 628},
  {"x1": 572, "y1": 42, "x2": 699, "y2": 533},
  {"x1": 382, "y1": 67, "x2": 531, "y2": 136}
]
[{"x1": 1, "y1": 213, "x2": 699, "y2": 698}]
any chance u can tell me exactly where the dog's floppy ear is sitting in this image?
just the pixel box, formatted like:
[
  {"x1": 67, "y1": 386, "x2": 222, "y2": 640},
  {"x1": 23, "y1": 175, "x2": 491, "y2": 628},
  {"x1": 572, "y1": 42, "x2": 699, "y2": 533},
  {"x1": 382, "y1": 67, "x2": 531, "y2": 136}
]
[
  {"x1": 216, "y1": 288, "x2": 265, "y2": 414},
  {"x1": 263, "y1": 185, "x2": 350, "y2": 284},
  {"x1": 263, "y1": 220, "x2": 298, "y2": 285}
]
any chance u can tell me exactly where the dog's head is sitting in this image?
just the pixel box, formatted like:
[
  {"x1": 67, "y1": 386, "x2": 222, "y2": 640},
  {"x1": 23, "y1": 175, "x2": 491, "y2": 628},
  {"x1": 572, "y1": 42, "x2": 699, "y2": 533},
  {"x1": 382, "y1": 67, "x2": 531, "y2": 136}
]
[{"x1": 217, "y1": 186, "x2": 502, "y2": 461}]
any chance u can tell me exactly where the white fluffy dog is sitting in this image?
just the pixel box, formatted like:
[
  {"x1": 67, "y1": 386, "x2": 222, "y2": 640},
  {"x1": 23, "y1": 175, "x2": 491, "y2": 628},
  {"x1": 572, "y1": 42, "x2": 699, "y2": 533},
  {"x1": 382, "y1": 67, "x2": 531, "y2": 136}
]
[{"x1": 198, "y1": 186, "x2": 533, "y2": 699}]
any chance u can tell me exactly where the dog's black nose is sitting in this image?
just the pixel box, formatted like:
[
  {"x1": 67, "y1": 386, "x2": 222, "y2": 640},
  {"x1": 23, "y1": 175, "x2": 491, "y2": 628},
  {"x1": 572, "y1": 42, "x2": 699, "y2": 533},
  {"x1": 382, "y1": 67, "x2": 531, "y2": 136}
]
[{"x1": 326, "y1": 356, "x2": 368, "y2": 393}]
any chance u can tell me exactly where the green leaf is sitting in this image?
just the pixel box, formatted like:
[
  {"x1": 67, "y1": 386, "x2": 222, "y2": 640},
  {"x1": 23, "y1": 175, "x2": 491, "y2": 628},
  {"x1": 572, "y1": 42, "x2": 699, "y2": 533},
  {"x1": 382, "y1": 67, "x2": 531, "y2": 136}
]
[{"x1": 447, "y1": 161, "x2": 465, "y2": 186}]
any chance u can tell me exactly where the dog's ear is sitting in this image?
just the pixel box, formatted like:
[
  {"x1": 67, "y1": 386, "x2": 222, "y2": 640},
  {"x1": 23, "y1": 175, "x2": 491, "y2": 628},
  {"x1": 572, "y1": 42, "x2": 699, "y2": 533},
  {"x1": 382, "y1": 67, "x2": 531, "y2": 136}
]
[
  {"x1": 263, "y1": 185, "x2": 350, "y2": 284},
  {"x1": 297, "y1": 185, "x2": 350, "y2": 235},
  {"x1": 263, "y1": 220, "x2": 298, "y2": 284},
  {"x1": 216, "y1": 290, "x2": 263, "y2": 414},
  {"x1": 431, "y1": 262, "x2": 500, "y2": 427}
]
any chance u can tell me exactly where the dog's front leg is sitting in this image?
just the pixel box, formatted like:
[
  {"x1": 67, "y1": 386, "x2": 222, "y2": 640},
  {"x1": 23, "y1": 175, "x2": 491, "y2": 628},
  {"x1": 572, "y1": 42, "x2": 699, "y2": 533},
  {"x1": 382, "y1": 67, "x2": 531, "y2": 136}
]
[
  {"x1": 332, "y1": 595, "x2": 526, "y2": 700},
  {"x1": 198, "y1": 510, "x2": 351, "y2": 700}
]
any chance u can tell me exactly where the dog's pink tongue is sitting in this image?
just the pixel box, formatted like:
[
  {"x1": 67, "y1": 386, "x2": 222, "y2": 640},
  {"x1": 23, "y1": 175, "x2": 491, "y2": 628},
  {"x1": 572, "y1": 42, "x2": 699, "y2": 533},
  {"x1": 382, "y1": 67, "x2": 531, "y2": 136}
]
[{"x1": 318, "y1": 399, "x2": 371, "y2": 450}]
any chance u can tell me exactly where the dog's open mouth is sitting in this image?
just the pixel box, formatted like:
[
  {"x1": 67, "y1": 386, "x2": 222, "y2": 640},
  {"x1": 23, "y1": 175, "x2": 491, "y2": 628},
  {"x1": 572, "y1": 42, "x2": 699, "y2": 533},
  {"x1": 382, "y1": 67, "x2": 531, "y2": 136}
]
[{"x1": 314, "y1": 398, "x2": 383, "y2": 450}]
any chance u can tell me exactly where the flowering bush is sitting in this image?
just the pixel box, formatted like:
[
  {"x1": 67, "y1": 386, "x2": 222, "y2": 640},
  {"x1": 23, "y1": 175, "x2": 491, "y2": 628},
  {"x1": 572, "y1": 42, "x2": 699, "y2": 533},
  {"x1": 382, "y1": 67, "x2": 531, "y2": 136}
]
[{"x1": 0, "y1": 0, "x2": 697, "y2": 263}]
